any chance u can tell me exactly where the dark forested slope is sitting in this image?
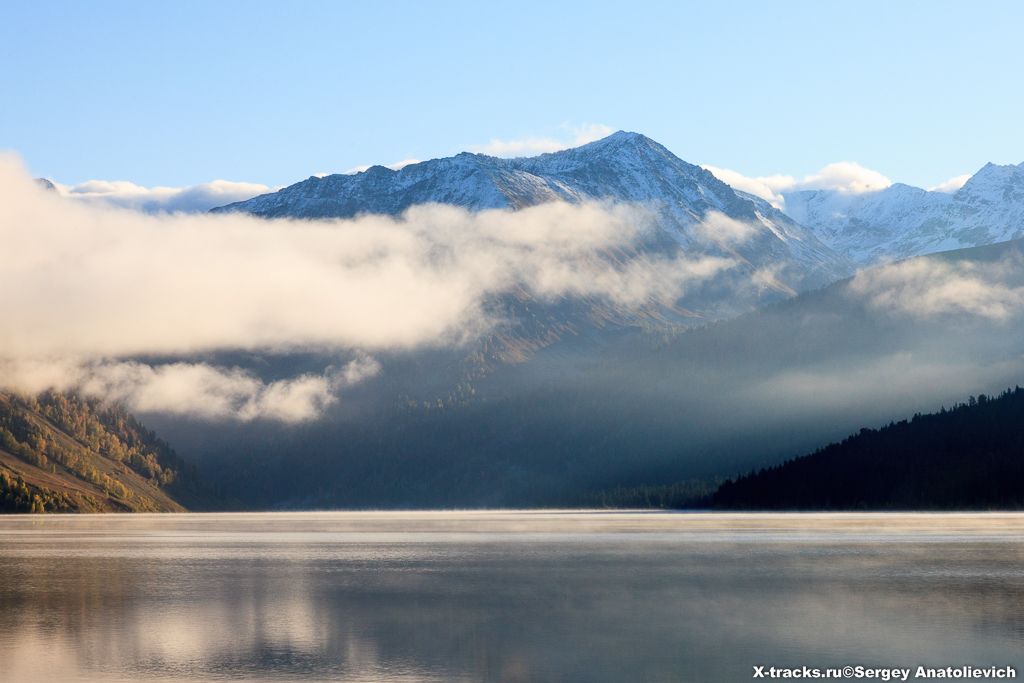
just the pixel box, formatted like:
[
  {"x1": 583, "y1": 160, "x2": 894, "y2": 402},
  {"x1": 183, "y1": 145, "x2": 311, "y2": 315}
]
[
  {"x1": 0, "y1": 391, "x2": 211, "y2": 512},
  {"x1": 712, "y1": 387, "x2": 1024, "y2": 509}
]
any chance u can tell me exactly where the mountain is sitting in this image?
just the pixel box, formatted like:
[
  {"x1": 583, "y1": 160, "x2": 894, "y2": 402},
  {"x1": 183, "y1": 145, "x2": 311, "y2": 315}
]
[
  {"x1": 711, "y1": 387, "x2": 1024, "y2": 510},
  {"x1": 181, "y1": 136, "x2": 1024, "y2": 509},
  {"x1": 215, "y1": 131, "x2": 852, "y2": 304},
  {"x1": 0, "y1": 391, "x2": 212, "y2": 512},
  {"x1": 784, "y1": 161, "x2": 1024, "y2": 265}
]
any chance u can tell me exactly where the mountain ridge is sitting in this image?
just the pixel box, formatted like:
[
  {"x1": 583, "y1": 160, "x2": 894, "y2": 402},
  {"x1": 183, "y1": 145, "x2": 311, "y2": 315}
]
[
  {"x1": 782, "y1": 159, "x2": 1024, "y2": 265},
  {"x1": 213, "y1": 131, "x2": 852, "y2": 299}
]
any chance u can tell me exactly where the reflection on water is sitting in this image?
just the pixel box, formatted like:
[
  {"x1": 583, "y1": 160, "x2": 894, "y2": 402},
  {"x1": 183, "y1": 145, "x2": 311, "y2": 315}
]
[{"x1": 0, "y1": 512, "x2": 1022, "y2": 682}]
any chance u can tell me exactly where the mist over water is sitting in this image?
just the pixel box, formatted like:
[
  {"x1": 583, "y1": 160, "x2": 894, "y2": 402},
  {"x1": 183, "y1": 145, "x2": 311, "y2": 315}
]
[{"x1": 1, "y1": 512, "x2": 1022, "y2": 682}]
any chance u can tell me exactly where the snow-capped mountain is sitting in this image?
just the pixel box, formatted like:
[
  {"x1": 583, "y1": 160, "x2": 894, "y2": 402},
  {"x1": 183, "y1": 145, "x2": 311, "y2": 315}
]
[
  {"x1": 784, "y1": 161, "x2": 1024, "y2": 265},
  {"x1": 215, "y1": 132, "x2": 852, "y2": 297}
]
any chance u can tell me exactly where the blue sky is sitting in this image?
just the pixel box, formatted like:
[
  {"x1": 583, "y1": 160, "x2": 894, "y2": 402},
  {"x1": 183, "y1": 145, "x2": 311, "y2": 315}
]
[{"x1": 2, "y1": 1, "x2": 1022, "y2": 189}]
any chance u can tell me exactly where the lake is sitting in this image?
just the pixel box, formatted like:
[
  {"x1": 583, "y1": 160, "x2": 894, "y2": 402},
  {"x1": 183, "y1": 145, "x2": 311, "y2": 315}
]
[{"x1": 0, "y1": 512, "x2": 1022, "y2": 682}]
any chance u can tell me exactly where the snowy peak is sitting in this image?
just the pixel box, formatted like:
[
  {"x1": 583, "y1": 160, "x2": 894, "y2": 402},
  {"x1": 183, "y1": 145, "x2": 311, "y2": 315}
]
[
  {"x1": 954, "y1": 161, "x2": 1024, "y2": 203},
  {"x1": 215, "y1": 131, "x2": 731, "y2": 218},
  {"x1": 560, "y1": 130, "x2": 659, "y2": 157}
]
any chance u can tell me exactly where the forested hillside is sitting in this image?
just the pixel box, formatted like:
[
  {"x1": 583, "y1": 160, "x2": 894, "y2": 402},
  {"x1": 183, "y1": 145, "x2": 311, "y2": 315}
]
[
  {"x1": 712, "y1": 387, "x2": 1024, "y2": 509},
  {"x1": 0, "y1": 391, "x2": 210, "y2": 512}
]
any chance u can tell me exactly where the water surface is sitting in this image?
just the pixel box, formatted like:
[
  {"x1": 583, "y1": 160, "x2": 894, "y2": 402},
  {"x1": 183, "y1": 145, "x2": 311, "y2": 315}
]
[{"x1": 1, "y1": 512, "x2": 1022, "y2": 682}]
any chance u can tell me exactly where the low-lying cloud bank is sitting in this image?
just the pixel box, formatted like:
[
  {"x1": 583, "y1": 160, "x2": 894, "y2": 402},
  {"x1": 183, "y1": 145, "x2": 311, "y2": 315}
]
[
  {"x1": 51, "y1": 177, "x2": 273, "y2": 213},
  {"x1": 1, "y1": 356, "x2": 381, "y2": 423},
  {"x1": 0, "y1": 154, "x2": 731, "y2": 421}
]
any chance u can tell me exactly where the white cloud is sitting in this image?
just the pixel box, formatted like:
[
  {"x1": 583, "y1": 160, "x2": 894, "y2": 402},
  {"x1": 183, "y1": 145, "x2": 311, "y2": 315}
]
[
  {"x1": 692, "y1": 211, "x2": 760, "y2": 247},
  {"x1": 847, "y1": 256, "x2": 1024, "y2": 321},
  {"x1": 799, "y1": 162, "x2": 892, "y2": 194},
  {"x1": 78, "y1": 361, "x2": 351, "y2": 423},
  {"x1": 341, "y1": 158, "x2": 422, "y2": 175},
  {"x1": 749, "y1": 264, "x2": 796, "y2": 296},
  {"x1": 0, "y1": 153, "x2": 731, "y2": 421},
  {"x1": 1, "y1": 356, "x2": 380, "y2": 424},
  {"x1": 928, "y1": 174, "x2": 971, "y2": 194},
  {"x1": 468, "y1": 123, "x2": 615, "y2": 158},
  {"x1": 52, "y1": 178, "x2": 272, "y2": 213},
  {"x1": 702, "y1": 166, "x2": 793, "y2": 209},
  {"x1": 703, "y1": 162, "x2": 893, "y2": 209},
  {"x1": 334, "y1": 124, "x2": 615, "y2": 174}
]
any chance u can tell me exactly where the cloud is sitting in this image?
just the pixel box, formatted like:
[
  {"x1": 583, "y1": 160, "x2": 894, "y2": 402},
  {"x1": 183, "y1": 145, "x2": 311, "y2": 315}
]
[
  {"x1": 702, "y1": 166, "x2": 794, "y2": 209},
  {"x1": 468, "y1": 123, "x2": 615, "y2": 158},
  {"x1": 928, "y1": 174, "x2": 971, "y2": 194},
  {"x1": 798, "y1": 162, "x2": 892, "y2": 194},
  {"x1": 704, "y1": 162, "x2": 893, "y2": 209},
  {"x1": 692, "y1": 211, "x2": 760, "y2": 247},
  {"x1": 0, "y1": 356, "x2": 380, "y2": 424},
  {"x1": 749, "y1": 264, "x2": 796, "y2": 296},
  {"x1": 95, "y1": 356, "x2": 382, "y2": 423},
  {"x1": 0, "y1": 153, "x2": 731, "y2": 421},
  {"x1": 323, "y1": 124, "x2": 615, "y2": 175},
  {"x1": 847, "y1": 256, "x2": 1024, "y2": 321},
  {"x1": 340, "y1": 159, "x2": 421, "y2": 175},
  {"x1": 52, "y1": 178, "x2": 272, "y2": 213}
]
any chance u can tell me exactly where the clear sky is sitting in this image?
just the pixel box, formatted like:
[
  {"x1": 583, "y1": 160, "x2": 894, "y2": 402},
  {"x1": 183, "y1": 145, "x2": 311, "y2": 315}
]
[{"x1": 2, "y1": 0, "x2": 1022, "y2": 189}]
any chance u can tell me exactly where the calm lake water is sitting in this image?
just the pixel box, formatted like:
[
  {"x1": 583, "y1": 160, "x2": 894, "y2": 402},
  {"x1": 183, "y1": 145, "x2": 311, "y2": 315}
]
[{"x1": 0, "y1": 512, "x2": 1022, "y2": 682}]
